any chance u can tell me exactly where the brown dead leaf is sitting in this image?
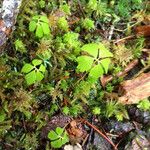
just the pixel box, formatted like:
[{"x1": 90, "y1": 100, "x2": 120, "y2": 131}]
[
  {"x1": 67, "y1": 120, "x2": 87, "y2": 144},
  {"x1": 135, "y1": 25, "x2": 150, "y2": 37}
]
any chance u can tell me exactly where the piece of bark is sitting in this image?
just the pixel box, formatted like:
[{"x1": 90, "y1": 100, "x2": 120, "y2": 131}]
[
  {"x1": 0, "y1": 0, "x2": 22, "y2": 53},
  {"x1": 118, "y1": 73, "x2": 150, "y2": 104},
  {"x1": 101, "y1": 59, "x2": 139, "y2": 87}
]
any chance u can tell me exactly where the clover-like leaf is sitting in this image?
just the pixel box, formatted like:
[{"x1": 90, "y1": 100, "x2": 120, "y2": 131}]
[
  {"x1": 29, "y1": 21, "x2": 37, "y2": 32},
  {"x1": 56, "y1": 127, "x2": 64, "y2": 135},
  {"x1": 25, "y1": 70, "x2": 36, "y2": 85},
  {"x1": 32, "y1": 59, "x2": 42, "y2": 66},
  {"x1": 32, "y1": 15, "x2": 39, "y2": 21},
  {"x1": 40, "y1": 16, "x2": 49, "y2": 23},
  {"x1": 51, "y1": 139, "x2": 62, "y2": 148},
  {"x1": 77, "y1": 43, "x2": 113, "y2": 79},
  {"x1": 36, "y1": 71, "x2": 44, "y2": 82},
  {"x1": 29, "y1": 15, "x2": 50, "y2": 38},
  {"x1": 48, "y1": 130, "x2": 58, "y2": 140},
  {"x1": 41, "y1": 23, "x2": 50, "y2": 35},
  {"x1": 48, "y1": 127, "x2": 69, "y2": 148},
  {"x1": 36, "y1": 25, "x2": 43, "y2": 38},
  {"x1": 76, "y1": 56, "x2": 94, "y2": 72},
  {"x1": 99, "y1": 43, "x2": 113, "y2": 58},
  {"x1": 21, "y1": 64, "x2": 34, "y2": 73},
  {"x1": 39, "y1": 64, "x2": 46, "y2": 73},
  {"x1": 89, "y1": 64, "x2": 104, "y2": 78},
  {"x1": 61, "y1": 132, "x2": 69, "y2": 144},
  {"x1": 22, "y1": 59, "x2": 46, "y2": 85},
  {"x1": 81, "y1": 43, "x2": 99, "y2": 58},
  {"x1": 100, "y1": 58, "x2": 111, "y2": 73}
]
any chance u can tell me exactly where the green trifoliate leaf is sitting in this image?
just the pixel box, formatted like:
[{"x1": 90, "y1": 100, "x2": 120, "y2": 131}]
[
  {"x1": 32, "y1": 15, "x2": 39, "y2": 21},
  {"x1": 62, "y1": 132, "x2": 69, "y2": 144},
  {"x1": 56, "y1": 127, "x2": 64, "y2": 135},
  {"x1": 36, "y1": 71, "x2": 44, "y2": 82},
  {"x1": 77, "y1": 56, "x2": 94, "y2": 72},
  {"x1": 25, "y1": 70, "x2": 36, "y2": 85},
  {"x1": 99, "y1": 43, "x2": 113, "y2": 58},
  {"x1": 51, "y1": 139, "x2": 62, "y2": 148},
  {"x1": 89, "y1": 64, "x2": 104, "y2": 79},
  {"x1": 36, "y1": 25, "x2": 43, "y2": 38},
  {"x1": 21, "y1": 64, "x2": 34, "y2": 73},
  {"x1": 100, "y1": 58, "x2": 111, "y2": 73},
  {"x1": 29, "y1": 21, "x2": 37, "y2": 32},
  {"x1": 32, "y1": 59, "x2": 42, "y2": 66},
  {"x1": 41, "y1": 22, "x2": 50, "y2": 35},
  {"x1": 48, "y1": 130, "x2": 58, "y2": 140},
  {"x1": 39, "y1": 64, "x2": 46, "y2": 73},
  {"x1": 40, "y1": 15, "x2": 49, "y2": 23},
  {"x1": 81, "y1": 43, "x2": 99, "y2": 58}
]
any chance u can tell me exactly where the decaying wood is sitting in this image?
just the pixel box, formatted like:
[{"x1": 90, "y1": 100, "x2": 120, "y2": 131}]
[
  {"x1": 118, "y1": 73, "x2": 150, "y2": 104},
  {"x1": 101, "y1": 59, "x2": 139, "y2": 87}
]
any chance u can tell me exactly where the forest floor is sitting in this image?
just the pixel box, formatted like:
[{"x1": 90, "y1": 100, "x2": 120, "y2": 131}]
[{"x1": 0, "y1": 0, "x2": 150, "y2": 150}]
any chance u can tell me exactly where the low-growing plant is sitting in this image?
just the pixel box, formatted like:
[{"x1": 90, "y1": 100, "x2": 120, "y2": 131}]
[
  {"x1": 39, "y1": 0, "x2": 45, "y2": 8},
  {"x1": 57, "y1": 17, "x2": 69, "y2": 32},
  {"x1": 76, "y1": 43, "x2": 113, "y2": 81},
  {"x1": 81, "y1": 18, "x2": 95, "y2": 30},
  {"x1": 48, "y1": 127, "x2": 69, "y2": 148},
  {"x1": 14, "y1": 39, "x2": 26, "y2": 53},
  {"x1": 29, "y1": 15, "x2": 50, "y2": 38},
  {"x1": 137, "y1": 99, "x2": 150, "y2": 111},
  {"x1": 60, "y1": 3, "x2": 71, "y2": 15},
  {"x1": 63, "y1": 32, "x2": 80, "y2": 49},
  {"x1": 21, "y1": 59, "x2": 46, "y2": 85},
  {"x1": 92, "y1": 106, "x2": 101, "y2": 115},
  {"x1": 105, "y1": 101, "x2": 129, "y2": 121}
]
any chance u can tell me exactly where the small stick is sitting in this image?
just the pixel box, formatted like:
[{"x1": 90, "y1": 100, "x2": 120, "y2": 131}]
[
  {"x1": 77, "y1": 0, "x2": 85, "y2": 18},
  {"x1": 114, "y1": 35, "x2": 135, "y2": 44},
  {"x1": 101, "y1": 59, "x2": 139, "y2": 87},
  {"x1": 82, "y1": 134, "x2": 89, "y2": 146},
  {"x1": 81, "y1": 119, "x2": 117, "y2": 150},
  {"x1": 108, "y1": 25, "x2": 114, "y2": 40}
]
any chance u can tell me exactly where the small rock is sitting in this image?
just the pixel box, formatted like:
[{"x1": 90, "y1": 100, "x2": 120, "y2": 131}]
[{"x1": 64, "y1": 144, "x2": 83, "y2": 150}]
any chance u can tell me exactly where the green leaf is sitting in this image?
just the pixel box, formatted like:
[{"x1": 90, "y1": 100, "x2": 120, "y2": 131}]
[
  {"x1": 48, "y1": 130, "x2": 58, "y2": 140},
  {"x1": 99, "y1": 43, "x2": 113, "y2": 58},
  {"x1": 32, "y1": 59, "x2": 42, "y2": 66},
  {"x1": 39, "y1": 64, "x2": 46, "y2": 73},
  {"x1": 89, "y1": 64, "x2": 104, "y2": 79},
  {"x1": 40, "y1": 16, "x2": 49, "y2": 23},
  {"x1": 137, "y1": 99, "x2": 150, "y2": 111},
  {"x1": 0, "y1": 110, "x2": 6, "y2": 122},
  {"x1": 56, "y1": 127, "x2": 64, "y2": 135},
  {"x1": 29, "y1": 21, "x2": 37, "y2": 32},
  {"x1": 77, "y1": 56, "x2": 94, "y2": 72},
  {"x1": 25, "y1": 70, "x2": 36, "y2": 85},
  {"x1": 51, "y1": 139, "x2": 62, "y2": 148},
  {"x1": 36, "y1": 25, "x2": 43, "y2": 38},
  {"x1": 81, "y1": 43, "x2": 99, "y2": 58},
  {"x1": 100, "y1": 58, "x2": 111, "y2": 73},
  {"x1": 62, "y1": 132, "x2": 69, "y2": 144},
  {"x1": 36, "y1": 71, "x2": 44, "y2": 82},
  {"x1": 21, "y1": 64, "x2": 34, "y2": 73},
  {"x1": 32, "y1": 15, "x2": 39, "y2": 21},
  {"x1": 41, "y1": 23, "x2": 50, "y2": 35}
]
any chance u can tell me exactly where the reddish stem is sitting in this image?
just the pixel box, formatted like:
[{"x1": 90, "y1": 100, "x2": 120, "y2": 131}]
[{"x1": 81, "y1": 119, "x2": 118, "y2": 150}]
